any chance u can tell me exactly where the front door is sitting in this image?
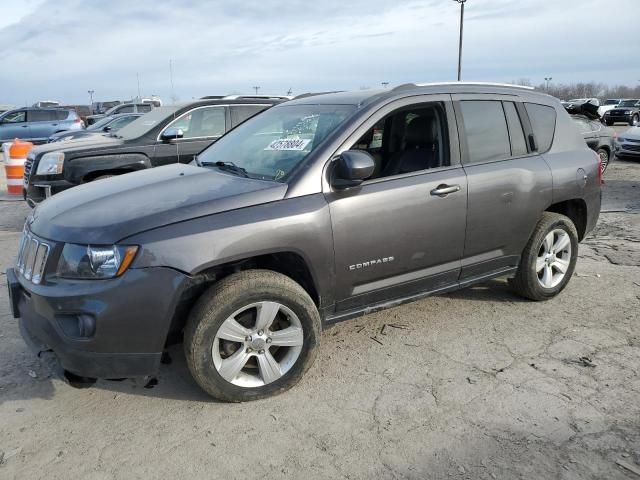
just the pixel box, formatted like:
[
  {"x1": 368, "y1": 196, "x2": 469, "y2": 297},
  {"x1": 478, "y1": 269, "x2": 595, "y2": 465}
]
[
  {"x1": 324, "y1": 97, "x2": 468, "y2": 313},
  {"x1": 154, "y1": 105, "x2": 227, "y2": 166},
  {"x1": 0, "y1": 110, "x2": 30, "y2": 142}
]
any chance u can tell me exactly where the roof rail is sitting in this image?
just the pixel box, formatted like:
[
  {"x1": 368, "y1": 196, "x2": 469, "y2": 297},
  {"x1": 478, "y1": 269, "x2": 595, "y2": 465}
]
[
  {"x1": 222, "y1": 95, "x2": 293, "y2": 100},
  {"x1": 293, "y1": 91, "x2": 345, "y2": 99},
  {"x1": 411, "y1": 81, "x2": 535, "y2": 90}
]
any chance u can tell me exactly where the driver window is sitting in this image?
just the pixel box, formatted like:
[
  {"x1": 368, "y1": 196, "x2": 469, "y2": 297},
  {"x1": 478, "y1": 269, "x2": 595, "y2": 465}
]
[
  {"x1": 349, "y1": 102, "x2": 449, "y2": 180},
  {"x1": 3, "y1": 111, "x2": 26, "y2": 123},
  {"x1": 165, "y1": 107, "x2": 226, "y2": 139}
]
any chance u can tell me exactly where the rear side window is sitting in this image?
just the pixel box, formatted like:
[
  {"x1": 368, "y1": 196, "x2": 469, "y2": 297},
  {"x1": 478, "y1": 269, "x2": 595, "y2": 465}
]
[
  {"x1": 119, "y1": 105, "x2": 135, "y2": 113},
  {"x1": 524, "y1": 103, "x2": 556, "y2": 153},
  {"x1": 29, "y1": 110, "x2": 56, "y2": 122},
  {"x1": 55, "y1": 110, "x2": 71, "y2": 120},
  {"x1": 503, "y1": 102, "x2": 528, "y2": 156},
  {"x1": 138, "y1": 104, "x2": 153, "y2": 113},
  {"x1": 459, "y1": 100, "x2": 510, "y2": 163},
  {"x1": 230, "y1": 105, "x2": 269, "y2": 128}
]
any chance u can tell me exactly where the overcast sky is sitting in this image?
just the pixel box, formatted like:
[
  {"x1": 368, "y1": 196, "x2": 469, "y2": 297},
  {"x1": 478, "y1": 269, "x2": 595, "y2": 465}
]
[{"x1": 0, "y1": 0, "x2": 638, "y2": 106}]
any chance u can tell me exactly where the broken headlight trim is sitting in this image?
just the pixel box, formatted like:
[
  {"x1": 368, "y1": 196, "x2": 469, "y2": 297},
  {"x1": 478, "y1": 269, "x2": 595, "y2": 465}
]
[{"x1": 56, "y1": 244, "x2": 138, "y2": 279}]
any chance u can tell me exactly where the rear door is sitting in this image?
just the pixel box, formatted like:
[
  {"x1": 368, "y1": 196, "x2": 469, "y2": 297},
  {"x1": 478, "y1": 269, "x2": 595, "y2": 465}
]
[
  {"x1": 230, "y1": 105, "x2": 271, "y2": 128},
  {"x1": 324, "y1": 96, "x2": 468, "y2": 313},
  {"x1": 153, "y1": 105, "x2": 227, "y2": 165},
  {"x1": 452, "y1": 95, "x2": 553, "y2": 280},
  {"x1": 27, "y1": 110, "x2": 58, "y2": 141}
]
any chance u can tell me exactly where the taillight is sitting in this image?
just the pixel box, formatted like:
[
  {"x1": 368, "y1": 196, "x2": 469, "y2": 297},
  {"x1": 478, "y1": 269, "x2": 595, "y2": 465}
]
[
  {"x1": 73, "y1": 117, "x2": 81, "y2": 123},
  {"x1": 595, "y1": 151, "x2": 604, "y2": 185}
]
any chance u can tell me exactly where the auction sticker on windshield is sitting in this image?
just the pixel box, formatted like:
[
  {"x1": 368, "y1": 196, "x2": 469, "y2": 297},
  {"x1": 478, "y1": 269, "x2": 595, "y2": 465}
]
[{"x1": 264, "y1": 138, "x2": 311, "y2": 151}]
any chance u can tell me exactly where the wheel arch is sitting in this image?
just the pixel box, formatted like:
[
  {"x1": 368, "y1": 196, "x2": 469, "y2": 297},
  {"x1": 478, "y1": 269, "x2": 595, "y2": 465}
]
[
  {"x1": 164, "y1": 251, "x2": 321, "y2": 347},
  {"x1": 545, "y1": 198, "x2": 588, "y2": 241}
]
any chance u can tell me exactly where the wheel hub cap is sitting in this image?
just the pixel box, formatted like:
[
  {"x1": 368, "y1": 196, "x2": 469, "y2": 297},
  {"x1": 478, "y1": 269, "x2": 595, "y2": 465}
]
[
  {"x1": 211, "y1": 301, "x2": 304, "y2": 388},
  {"x1": 536, "y1": 229, "x2": 572, "y2": 289}
]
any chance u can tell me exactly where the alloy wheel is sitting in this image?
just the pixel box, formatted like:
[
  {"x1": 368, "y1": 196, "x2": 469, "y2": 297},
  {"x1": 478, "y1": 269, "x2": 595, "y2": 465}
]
[
  {"x1": 536, "y1": 229, "x2": 572, "y2": 289},
  {"x1": 598, "y1": 150, "x2": 609, "y2": 173},
  {"x1": 212, "y1": 301, "x2": 304, "y2": 388}
]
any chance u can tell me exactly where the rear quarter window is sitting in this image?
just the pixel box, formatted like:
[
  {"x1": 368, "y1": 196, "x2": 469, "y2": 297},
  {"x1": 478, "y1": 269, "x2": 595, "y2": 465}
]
[{"x1": 525, "y1": 103, "x2": 557, "y2": 153}]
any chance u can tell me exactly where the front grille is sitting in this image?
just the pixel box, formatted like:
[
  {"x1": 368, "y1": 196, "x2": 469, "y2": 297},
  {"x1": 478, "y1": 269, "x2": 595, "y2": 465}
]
[
  {"x1": 23, "y1": 155, "x2": 35, "y2": 185},
  {"x1": 16, "y1": 228, "x2": 51, "y2": 284},
  {"x1": 623, "y1": 144, "x2": 640, "y2": 152}
]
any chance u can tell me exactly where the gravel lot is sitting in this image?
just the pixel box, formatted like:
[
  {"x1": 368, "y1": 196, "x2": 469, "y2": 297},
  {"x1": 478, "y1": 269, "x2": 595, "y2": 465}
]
[{"x1": 0, "y1": 144, "x2": 639, "y2": 479}]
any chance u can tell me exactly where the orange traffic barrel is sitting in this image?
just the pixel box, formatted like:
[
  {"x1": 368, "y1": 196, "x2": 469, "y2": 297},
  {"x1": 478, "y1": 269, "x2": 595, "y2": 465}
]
[{"x1": 3, "y1": 139, "x2": 33, "y2": 196}]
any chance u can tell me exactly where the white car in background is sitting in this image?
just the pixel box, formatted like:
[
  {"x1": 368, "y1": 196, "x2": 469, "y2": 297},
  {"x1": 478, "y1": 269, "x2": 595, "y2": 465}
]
[{"x1": 598, "y1": 99, "x2": 622, "y2": 117}]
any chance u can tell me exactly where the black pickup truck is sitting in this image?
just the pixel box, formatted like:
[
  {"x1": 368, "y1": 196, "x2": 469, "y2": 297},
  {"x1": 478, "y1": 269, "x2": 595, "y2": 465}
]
[{"x1": 23, "y1": 98, "x2": 281, "y2": 205}]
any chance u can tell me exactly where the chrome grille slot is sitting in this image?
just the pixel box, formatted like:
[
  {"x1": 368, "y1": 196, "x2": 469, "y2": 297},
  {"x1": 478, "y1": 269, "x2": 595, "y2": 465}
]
[
  {"x1": 15, "y1": 228, "x2": 51, "y2": 284},
  {"x1": 24, "y1": 154, "x2": 35, "y2": 185}
]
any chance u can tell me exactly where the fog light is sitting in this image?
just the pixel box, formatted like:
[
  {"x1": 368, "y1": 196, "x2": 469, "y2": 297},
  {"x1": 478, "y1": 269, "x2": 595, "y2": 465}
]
[{"x1": 57, "y1": 314, "x2": 96, "y2": 339}]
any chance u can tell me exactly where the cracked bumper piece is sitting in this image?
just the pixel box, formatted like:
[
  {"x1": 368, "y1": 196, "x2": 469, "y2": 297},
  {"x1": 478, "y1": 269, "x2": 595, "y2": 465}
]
[{"x1": 8, "y1": 266, "x2": 190, "y2": 379}]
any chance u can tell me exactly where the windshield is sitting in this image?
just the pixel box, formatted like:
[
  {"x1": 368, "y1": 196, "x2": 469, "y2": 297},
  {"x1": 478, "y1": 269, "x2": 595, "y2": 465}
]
[
  {"x1": 197, "y1": 104, "x2": 357, "y2": 181},
  {"x1": 604, "y1": 99, "x2": 619, "y2": 105},
  {"x1": 115, "y1": 106, "x2": 180, "y2": 139},
  {"x1": 619, "y1": 100, "x2": 639, "y2": 107}
]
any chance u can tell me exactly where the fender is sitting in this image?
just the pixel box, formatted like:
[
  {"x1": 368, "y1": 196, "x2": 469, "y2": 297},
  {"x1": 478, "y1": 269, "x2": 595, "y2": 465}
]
[{"x1": 66, "y1": 153, "x2": 152, "y2": 184}]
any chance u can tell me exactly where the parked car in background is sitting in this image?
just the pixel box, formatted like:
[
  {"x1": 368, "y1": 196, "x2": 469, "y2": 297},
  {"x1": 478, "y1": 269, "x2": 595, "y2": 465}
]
[
  {"x1": 92, "y1": 101, "x2": 122, "y2": 115},
  {"x1": 48, "y1": 113, "x2": 143, "y2": 143},
  {"x1": 32, "y1": 100, "x2": 60, "y2": 108},
  {"x1": 85, "y1": 103, "x2": 154, "y2": 125},
  {"x1": 8, "y1": 82, "x2": 602, "y2": 402},
  {"x1": 571, "y1": 115, "x2": 615, "y2": 172},
  {"x1": 0, "y1": 108, "x2": 83, "y2": 144},
  {"x1": 614, "y1": 127, "x2": 640, "y2": 160},
  {"x1": 563, "y1": 98, "x2": 600, "y2": 109},
  {"x1": 597, "y1": 99, "x2": 621, "y2": 117},
  {"x1": 24, "y1": 98, "x2": 282, "y2": 203},
  {"x1": 0, "y1": 104, "x2": 15, "y2": 114},
  {"x1": 603, "y1": 99, "x2": 640, "y2": 126}
]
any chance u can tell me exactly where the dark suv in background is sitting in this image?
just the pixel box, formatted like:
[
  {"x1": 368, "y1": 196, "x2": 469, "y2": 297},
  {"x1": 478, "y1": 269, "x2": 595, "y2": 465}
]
[
  {"x1": 603, "y1": 99, "x2": 640, "y2": 126},
  {"x1": 0, "y1": 108, "x2": 83, "y2": 144},
  {"x1": 23, "y1": 98, "x2": 281, "y2": 204},
  {"x1": 8, "y1": 83, "x2": 601, "y2": 402}
]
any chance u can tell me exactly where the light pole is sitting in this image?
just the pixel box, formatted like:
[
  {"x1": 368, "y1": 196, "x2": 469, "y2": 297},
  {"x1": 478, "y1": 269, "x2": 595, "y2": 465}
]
[
  {"x1": 87, "y1": 90, "x2": 94, "y2": 108},
  {"x1": 453, "y1": 0, "x2": 467, "y2": 81},
  {"x1": 381, "y1": 82, "x2": 389, "y2": 88},
  {"x1": 253, "y1": 86, "x2": 260, "y2": 95},
  {"x1": 544, "y1": 77, "x2": 552, "y2": 92}
]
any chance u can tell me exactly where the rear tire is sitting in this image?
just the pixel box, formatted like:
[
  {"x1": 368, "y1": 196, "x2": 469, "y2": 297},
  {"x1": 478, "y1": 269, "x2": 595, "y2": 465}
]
[
  {"x1": 184, "y1": 270, "x2": 321, "y2": 402},
  {"x1": 605, "y1": 119, "x2": 614, "y2": 126},
  {"x1": 510, "y1": 212, "x2": 578, "y2": 301}
]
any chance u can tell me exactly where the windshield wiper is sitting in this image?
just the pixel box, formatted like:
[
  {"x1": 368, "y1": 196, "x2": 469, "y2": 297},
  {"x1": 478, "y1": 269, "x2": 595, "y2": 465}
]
[{"x1": 201, "y1": 161, "x2": 249, "y2": 178}]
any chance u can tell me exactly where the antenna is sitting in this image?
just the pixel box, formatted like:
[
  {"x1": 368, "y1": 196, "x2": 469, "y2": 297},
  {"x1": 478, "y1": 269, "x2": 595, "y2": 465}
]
[{"x1": 169, "y1": 59, "x2": 175, "y2": 104}]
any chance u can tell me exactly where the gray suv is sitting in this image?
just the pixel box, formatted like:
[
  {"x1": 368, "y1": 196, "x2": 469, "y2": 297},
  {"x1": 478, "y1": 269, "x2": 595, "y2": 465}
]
[
  {"x1": 0, "y1": 108, "x2": 83, "y2": 144},
  {"x1": 6, "y1": 83, "x2": 602, "y2": 402}
]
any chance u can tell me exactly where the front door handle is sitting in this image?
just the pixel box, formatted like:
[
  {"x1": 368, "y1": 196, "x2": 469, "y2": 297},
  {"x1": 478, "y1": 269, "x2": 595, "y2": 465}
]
[{"x1": 430, "y1": 184, "x2": 461, "y2": 197}]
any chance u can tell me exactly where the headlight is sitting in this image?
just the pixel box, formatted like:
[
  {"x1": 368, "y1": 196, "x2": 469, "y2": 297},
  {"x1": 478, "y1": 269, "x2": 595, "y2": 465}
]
[
  {"x1": 36, "y1": 152, "x2": 65, "y2": 175},
  {"x1": 56, "y1": 244, "x2": 138, "y2": 279},
  {"x1": 625, "y1": 110, "x2": 632, "y2": 115}
]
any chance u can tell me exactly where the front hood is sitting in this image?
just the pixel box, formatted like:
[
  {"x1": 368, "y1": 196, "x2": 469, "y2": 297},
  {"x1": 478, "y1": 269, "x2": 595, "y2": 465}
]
[
  {"x1": 620, "y1": 127, "x2": 640, "y2": 141},
  {"x1": 32, "y1": 135, "x2": 124, "y2": 156},
  {"x1": 29, "y1": 164, "x2": 288, "y2": 244}
]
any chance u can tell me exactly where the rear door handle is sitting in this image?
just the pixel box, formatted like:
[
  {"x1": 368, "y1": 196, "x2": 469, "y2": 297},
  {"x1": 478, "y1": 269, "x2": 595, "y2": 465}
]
[{"x1": 430, "y1": 184, "x2": 461, "y2": 197}]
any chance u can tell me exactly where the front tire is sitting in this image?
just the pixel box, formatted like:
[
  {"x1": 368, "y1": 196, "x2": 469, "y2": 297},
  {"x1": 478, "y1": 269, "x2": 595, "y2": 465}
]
[
  {"x1": 630, "y1": 114, "x2": 639, "y2": 127},
  {"x1": 184, "y1": 270, "x2": 321, "y2": 402},
  {"x1": 510, "y1": 213, "x2": 578, "y2": 301}
]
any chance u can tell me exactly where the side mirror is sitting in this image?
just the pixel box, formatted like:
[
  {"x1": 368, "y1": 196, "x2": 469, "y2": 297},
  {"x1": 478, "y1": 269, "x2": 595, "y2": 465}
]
[
  {"x1": 161, "y1": 127, "x2": 184, "y2": 142},
  {"x1": 330, "y1": 150, "x2": 375, "y2": 189},
  {"x1": 103, "y1": 126, "x2": 112, "y2": 132}
]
